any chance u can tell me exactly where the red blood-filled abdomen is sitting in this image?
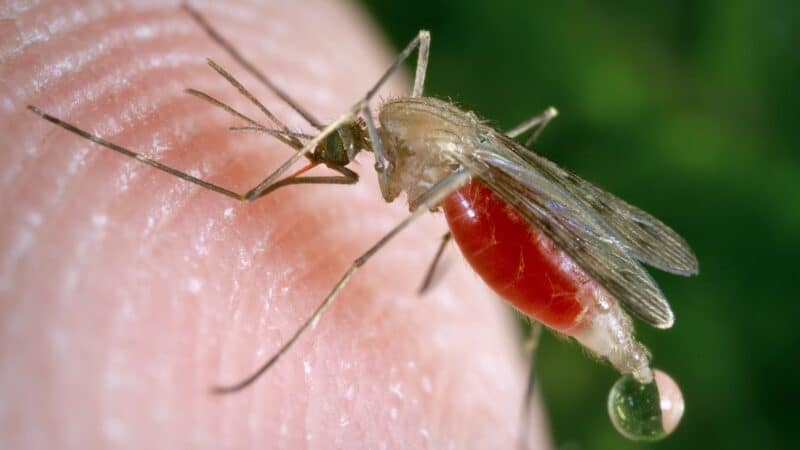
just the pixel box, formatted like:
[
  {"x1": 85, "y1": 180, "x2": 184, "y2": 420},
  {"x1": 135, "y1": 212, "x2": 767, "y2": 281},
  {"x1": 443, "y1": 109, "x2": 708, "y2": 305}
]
[{"x1": 442, "y1": 180, "x2": 588, "y2": 333}]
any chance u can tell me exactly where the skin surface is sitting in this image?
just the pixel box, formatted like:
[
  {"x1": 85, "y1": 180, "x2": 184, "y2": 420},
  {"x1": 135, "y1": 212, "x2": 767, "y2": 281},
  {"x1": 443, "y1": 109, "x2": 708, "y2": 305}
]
[{"x1": 0, "y1": 1, "x2": 549, "y2": 448}]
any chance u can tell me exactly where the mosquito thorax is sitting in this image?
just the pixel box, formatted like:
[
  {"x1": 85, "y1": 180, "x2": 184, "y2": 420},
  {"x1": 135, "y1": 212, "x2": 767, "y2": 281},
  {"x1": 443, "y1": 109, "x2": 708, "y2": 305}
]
[{"x1": 377, "y1": 97, "x2": 478, "y2": 206}]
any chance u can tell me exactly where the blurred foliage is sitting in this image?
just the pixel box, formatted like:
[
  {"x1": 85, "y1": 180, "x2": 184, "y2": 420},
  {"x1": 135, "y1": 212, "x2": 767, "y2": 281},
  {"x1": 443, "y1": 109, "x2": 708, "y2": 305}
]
[{"x1": 362, "y1": 0, "x2": 799, "y2": 448}]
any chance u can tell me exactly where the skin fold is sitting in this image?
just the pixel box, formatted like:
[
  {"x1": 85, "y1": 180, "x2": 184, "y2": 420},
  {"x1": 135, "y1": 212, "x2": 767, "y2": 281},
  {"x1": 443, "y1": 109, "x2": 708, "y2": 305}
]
[{"x1": 0, "y1": 0, "x2": 549, "y2": 448}]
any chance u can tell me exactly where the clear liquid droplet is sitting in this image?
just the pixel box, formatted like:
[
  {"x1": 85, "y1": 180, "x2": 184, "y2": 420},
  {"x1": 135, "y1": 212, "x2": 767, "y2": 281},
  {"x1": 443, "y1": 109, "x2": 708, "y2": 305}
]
[{"x1": 608, "y1": 368, "x2": 684, "y2": 441}]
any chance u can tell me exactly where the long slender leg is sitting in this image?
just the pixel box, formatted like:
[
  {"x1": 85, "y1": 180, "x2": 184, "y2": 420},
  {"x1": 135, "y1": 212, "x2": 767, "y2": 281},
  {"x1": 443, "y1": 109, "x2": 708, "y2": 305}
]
[
  {"x1": 182, "y1": 2, "x2": 324, "y2": 130},
  {"x1": 28, "y1": 105, "x2": 244, "y2": 200},
  {"x1": 505, "y1": 106, "x2": 558, "y2": 146},
  {"x1": 518, "y1": 321, "x2": 544, "y2": 450},
  {"x1": 418, "y1": 231, "x2": 452, "y2": 294},
  {"x1": 27, "y1": 106, "x2": 357, "y2": 201},
  {"x1": 212, "y1": 169, "x2": 471, "y2": 394},
  {"x1": 411, "y1": 31, "x2": 431, "y2": 97},
  {"x1": 365, "y1": 30, "x2": 430, "y2": 101}
]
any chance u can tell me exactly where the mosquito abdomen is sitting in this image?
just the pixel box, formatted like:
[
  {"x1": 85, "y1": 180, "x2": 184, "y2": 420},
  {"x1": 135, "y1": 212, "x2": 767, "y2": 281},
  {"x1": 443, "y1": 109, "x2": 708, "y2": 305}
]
[
  {"x1": 442, "y1": 180, "x2": 588, "y2": 331},
  {"x1": 443, "y1": 180, "x2": 652, "y2": 378}
]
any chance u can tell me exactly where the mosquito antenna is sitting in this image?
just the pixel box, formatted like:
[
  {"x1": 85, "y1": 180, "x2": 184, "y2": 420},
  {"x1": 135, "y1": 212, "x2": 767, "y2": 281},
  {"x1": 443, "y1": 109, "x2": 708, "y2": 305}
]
[
  {"x1": 186, "y1": 89, "x2": 303, "y2": 150},
  {"x1": 185, "y1": 88, "x2": 263, "y2": 128},
  {"x1": 182, "y1": 2, "x2": 324, "y2": 130},
  {"x1": 204, "y1": 58, "x2": 303, "y2": 148}
]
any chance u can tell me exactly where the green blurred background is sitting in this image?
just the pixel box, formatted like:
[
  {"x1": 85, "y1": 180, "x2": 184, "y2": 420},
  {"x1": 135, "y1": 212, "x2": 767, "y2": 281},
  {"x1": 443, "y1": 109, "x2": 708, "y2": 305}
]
[{"x1": 362, "y1": 1, "x2": 799, "y2": 448}]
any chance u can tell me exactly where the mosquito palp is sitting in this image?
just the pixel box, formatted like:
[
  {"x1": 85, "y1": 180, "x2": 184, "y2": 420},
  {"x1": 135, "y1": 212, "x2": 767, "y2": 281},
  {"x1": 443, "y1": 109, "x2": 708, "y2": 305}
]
[{"x1": 228, "y1": 126, "x2": 315, "y2": 140}]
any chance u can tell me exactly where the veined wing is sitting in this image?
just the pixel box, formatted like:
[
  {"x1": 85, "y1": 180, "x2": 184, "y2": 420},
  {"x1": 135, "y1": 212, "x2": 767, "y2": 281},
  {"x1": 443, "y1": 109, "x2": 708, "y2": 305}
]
[
  {"x1": 493, "y1": 133, "x2": 698, "y2": 276},
  {"x1": 455, "y1": 133, "x2": 675, "y2": 328}
]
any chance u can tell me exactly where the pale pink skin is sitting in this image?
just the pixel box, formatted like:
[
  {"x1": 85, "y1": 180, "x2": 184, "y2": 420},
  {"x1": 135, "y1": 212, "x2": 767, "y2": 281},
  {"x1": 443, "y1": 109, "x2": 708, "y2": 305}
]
[{"x1": 0, "y1": 1, "x2": 550, "y2": 449}]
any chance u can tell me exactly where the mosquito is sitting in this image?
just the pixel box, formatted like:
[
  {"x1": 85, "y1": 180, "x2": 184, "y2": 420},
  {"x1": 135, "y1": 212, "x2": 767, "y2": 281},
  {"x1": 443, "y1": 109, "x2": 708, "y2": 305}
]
[{"x1": 28, "y1": 4, "x2": 697, "y2": 443}]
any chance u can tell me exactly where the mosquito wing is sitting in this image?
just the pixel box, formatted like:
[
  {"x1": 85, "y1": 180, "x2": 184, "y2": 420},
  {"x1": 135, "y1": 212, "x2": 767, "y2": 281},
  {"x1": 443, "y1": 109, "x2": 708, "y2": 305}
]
[
  {"x1": 496, "y1": 133, "x2": 698, "y2": 276},
  {"x1": 456, "y1": 132, "x2": 676, "y2": 328}
]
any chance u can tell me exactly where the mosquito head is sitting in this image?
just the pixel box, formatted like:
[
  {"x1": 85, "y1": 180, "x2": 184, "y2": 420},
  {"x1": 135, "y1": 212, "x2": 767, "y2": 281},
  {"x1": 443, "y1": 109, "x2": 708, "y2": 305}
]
[{"x1": 318, "y1": 118, "x2": 369, "y2": 167}]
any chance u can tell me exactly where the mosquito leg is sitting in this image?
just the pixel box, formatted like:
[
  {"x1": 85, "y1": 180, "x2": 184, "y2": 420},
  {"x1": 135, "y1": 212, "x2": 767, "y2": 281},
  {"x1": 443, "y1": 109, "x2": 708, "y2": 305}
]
[
  {"x1": 329, "y1": 165, "x2": 359, "y2": 182},
  {"x1": 212, "y1": 169, "x2": 471, "y2": 394},
  {"x1": 505, "y1": 107, "x2": 558, "y2": 146},
  {"x1": 28, "y1": 105, "x2": 245, "y2": 200},
  {"x1": 411, "y1": 30, "x2": 431, "y2": 97},
  {"x1": 365, "y1": 29, "x2": 431, "y2": 101},
  {"x1": 182, "y1": 2, "x2": 324, "y2": 130},
  {"x1": 418, "y1": 231, "x2": 452, "y2": 295},
  {"x1": 518, "y1": 320, "x2": 544, "y2": 450},
  {"x1": 27, "y1": 106, "x2": 354, "y2": 201},
  {"x1": 253, "y1": 163, "x2": 358, "y2": 198}
]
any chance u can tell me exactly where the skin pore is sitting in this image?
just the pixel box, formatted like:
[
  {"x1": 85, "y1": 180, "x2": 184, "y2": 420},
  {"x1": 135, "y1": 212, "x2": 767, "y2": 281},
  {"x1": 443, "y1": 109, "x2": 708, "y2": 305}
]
[{"x1": 0, "y1": 0, "x2": 549, "y2": 448}]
